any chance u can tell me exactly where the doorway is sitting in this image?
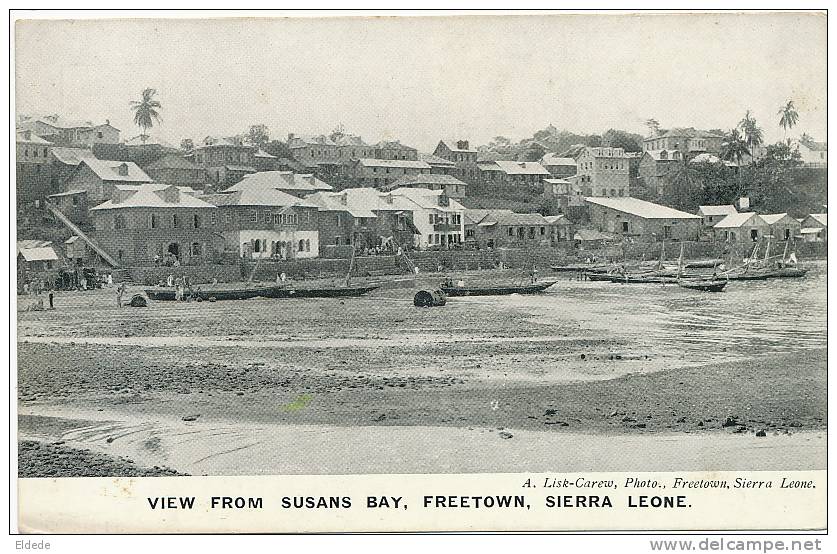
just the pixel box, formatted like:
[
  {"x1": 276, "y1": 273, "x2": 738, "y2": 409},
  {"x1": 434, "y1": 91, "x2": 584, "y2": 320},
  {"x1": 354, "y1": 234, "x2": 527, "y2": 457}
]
[{"x1": 167, "y1": 242, "x2": 180, "y2": 259}]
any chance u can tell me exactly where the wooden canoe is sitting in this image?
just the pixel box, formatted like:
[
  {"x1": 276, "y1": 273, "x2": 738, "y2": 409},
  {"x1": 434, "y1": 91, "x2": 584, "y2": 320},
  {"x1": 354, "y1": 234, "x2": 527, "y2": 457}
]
[{"x1": 440, "y1": 280, "x2": 557, "y2": 296}]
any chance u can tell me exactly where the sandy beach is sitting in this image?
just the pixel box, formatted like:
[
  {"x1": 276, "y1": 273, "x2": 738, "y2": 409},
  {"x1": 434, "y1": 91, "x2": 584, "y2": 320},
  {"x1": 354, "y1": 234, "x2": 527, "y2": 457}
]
[{"x1": 16, "y1": 263, "x2": 827, "y2": 476}]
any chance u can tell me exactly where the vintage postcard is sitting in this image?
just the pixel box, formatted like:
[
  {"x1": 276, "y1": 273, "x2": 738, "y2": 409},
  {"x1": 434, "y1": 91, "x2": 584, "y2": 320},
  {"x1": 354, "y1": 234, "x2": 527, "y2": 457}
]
[{"x1": 13, "y1": 11, "x2": 827, "y2": 535}]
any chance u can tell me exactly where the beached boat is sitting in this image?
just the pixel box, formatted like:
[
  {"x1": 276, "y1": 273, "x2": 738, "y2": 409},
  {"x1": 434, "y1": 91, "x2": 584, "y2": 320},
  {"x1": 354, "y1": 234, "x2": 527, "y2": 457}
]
[
  {"x1": 264, "y1": 284, "x2": 380, "y2": 298},
  {"x1": 144, "y1": 286, "x2": 272, "y2": 301},
  {"x1": 684, "y1": 258, "x2": 725, "y2": 269},
  {"x1": 678, "y1": 279, "x2": 728, "y2": 292},
  {"x1": 440, "y1": 280, "x2": 557, "y2": 296}
]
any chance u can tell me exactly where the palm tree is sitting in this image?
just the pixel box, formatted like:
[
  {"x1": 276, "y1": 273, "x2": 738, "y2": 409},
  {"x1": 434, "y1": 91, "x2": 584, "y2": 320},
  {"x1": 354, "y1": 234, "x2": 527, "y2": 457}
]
[
  {"x1": 720, "y1": 129, "x2": 750, "y2": 197},
  {"x1": 777, "y1": 100, "x2": 799, "y2": 142},
  {"x1": 130, "y1": 88, "x2": 162, "y2": 143},
  {"x1": 738, "y1": 110, "x2": 763, "y2": 163}
]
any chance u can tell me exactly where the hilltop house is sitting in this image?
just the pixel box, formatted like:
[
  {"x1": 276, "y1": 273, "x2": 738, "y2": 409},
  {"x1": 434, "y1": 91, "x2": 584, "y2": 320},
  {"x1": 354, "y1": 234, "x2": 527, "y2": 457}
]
[
  {"x1": 16, "y1": 130, "x2": 54, "y2": 205},
  {"x1": 584, "y1": 197, "x2": 701, "y2": 241},
  {"x1": 351, "y1": 159, "x2": 431, "y2": 187},
  {"x1": 63, "y1": 159, "x2": 153, "y2": 205},
  {"x1": 478, "y1": 161, "x2": 550, "y2": 191},
  {"x1": 374, "y1": 140, "x2": 418, "y2": 161},
  {"x1": 143, "y1": 154, "x2": 208, "y2": 188},
  {"x1": 190, "y1": 137, "x2": 256, "y2": 186},
  {"x1": 796, "y1": 140, "x2": 827, "y2": 168},
  {"x1": 642, "y1": 128, "x2": 723, "y2": 157},
  {"x1": 89, "y1": 184, "x2": 220, "y2": 266},
  {"x1": 433, "y1": 140, "x2": 480, "y2": 183},
  {"x1": 638, "y1": 150, "x2": 682, "y2": 197},
  {"x1": 18, "y1": 116, "x2": 120, "y2": 148},
  {"x1": 573, "y1": 147, "x2": 631, "y2": 197}
]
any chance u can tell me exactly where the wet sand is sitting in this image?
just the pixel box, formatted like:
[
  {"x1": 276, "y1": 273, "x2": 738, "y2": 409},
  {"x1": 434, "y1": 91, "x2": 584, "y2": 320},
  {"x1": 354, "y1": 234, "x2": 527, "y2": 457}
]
[{"x1": 16, "y1": 265, "x2": 827, "y2": 475}]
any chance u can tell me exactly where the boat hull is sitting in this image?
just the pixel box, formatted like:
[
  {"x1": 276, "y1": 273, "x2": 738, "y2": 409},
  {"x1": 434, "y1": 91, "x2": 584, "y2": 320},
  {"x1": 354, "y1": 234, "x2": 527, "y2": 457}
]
[
  {"x1": 263, "y1": 284, "x2": 380, "y2": 298},
  {"x1": 441, "y1": 280, "x2": 557, "y2": 296},
  {"x1": 679, "y1": 280, "x2": 728, "y2": 292},
  {"x1": 144, "y1": 287, "x2": 271, "y2": 301}
]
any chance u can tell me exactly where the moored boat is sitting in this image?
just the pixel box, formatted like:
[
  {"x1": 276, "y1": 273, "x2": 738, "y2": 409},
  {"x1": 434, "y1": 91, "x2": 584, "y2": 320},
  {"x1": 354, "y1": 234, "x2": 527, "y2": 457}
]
[
  {"x1": 440, "y1": 280, "x2": 557, "y2": 296},
  {"x1": 678, "y1": 279, "x2": 728, "y2": 292},
  {"x1": 264, "y1": 284, "x2": 380, "y2": 298},
  {"x1": 144, "y1": 286, "x2": 272, "y2": 301}
]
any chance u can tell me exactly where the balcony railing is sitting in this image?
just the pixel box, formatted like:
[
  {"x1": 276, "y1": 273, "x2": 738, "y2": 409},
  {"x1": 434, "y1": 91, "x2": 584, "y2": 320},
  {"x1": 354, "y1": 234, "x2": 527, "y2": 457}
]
[{"x1": 433, "y1": 223, "x2": 459, "y2": 232}]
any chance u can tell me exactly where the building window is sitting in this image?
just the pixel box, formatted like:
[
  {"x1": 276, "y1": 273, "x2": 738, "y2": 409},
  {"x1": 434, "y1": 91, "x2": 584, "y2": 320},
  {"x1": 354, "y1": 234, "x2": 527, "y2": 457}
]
[
  {"x1": 250, "y1": 210, "x2": 258, "y2": 223},
  {"x1": 72, "y1": 196, "x2": 79, "y2": 207},
  {"x1": 622, "y1": 221, "x2": 629, "y2": 233},
  {"x1": 114, "y1": 214, "x2": 126, "y2": 230},
  {"x1": 150, "y1": 214, "x2": 158, "y2": 229},
  {"x1": 225, "y1": 213, "x2": 232, "y2": 225},
  {"x1": 191, "y1": 242, "x2": 203, "y2": 256},
  {"x1": 540, "y1": 227, "x2": 545, "y2": 235},
  {"x1": 298, "y1": 239, "x2": 305, "y2": 252},
  {"x1": 193, "y1": 214, "x2": 201, "y2": 228},
  {"x1": 210, "y1": 212, "x2": 217, "y2": 226},
  {"x1": 305, "y1": 239, "x2": 311, "y2": 252},
  {"x1": 172, "y1": 214, "x2": 179, "y2": 228},
  {"x1": 117, "y1": 249, "x2": 124, "y2": 260},
  {"x1": 508, "y1": 227, "x2": 514, "y2": 237}
]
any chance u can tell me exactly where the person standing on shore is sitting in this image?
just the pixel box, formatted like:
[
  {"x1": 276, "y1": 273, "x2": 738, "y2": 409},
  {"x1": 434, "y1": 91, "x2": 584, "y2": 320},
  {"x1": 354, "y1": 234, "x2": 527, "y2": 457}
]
[{"x1": 116, "y1": 283, "x2": 126, "y2": 308}]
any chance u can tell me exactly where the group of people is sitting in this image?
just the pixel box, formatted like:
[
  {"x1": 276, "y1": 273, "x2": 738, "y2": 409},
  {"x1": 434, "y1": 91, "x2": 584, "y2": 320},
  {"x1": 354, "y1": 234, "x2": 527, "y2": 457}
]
[{"x1": 152, "y1": 253, "x2": 181, "y2": 267}]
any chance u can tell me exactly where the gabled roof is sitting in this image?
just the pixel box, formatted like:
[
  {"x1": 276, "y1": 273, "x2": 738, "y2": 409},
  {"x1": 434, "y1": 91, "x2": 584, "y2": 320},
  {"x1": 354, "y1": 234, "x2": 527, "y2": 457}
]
[
  {"x1": 419, "y1": 152, "x2": 456, "y2": 167},
  {"x1": 18, "y1": 246, "x2": 59, "y2": 262},
  {"x1": 144, "y1": 154, "x2": 203, "y2": 171},
  {"x1": 357, "y1": 158, "x2": 431, "y2": 170},
  {"x1": 50, "y1": 147, "x2": 95, "y2": 166},
  {"x1": 464, "y1": 209, "x2": 513, "y2": 225},
  {"x1": 437, "y1": 140, "x2": 477, "y2": 153},
  {"x1": 305, "y1": 191, "x2": 377, "y2": 218},
  {"x1": 79, "y1": 159, "x2": 152, "y2": 182},
  {"x1": 91, "y1": 184, "x2": 216, "y2": 210},
  {"x1": 494, "y1": 161, "x2": 550, "y2": 176},
  {"x1": 698, "y1": 205, "x2": 738, "y2": 217},
  {"x1": 476, "y1": 161, "x2": 504, "y2": 172},
  {"x1": 254, "y1": 149, "x2": 276, "y2": 158},
  {"x1": 585, "y1": 197, "x2": 701, "y2": 220},
  {"x1": 713, "y1": 212, "x2": 765, "y2": 229},
  {"x1": 306, "y1": 188, "x2": 416, "y2": 218},
  {"x1": 206, "y1": 188, "x2": 317, "y2": 209},
  {"x1": 760, "y1": 213, "x2": 796, "y2": 226},
  {"x1": 16, "y1": 130, "x2": 52, "y2": 145},
  {"x1": 374, "y1": 140, "x2": 416, "y2": 150},
  {"x1": 18, "y1": 239, "x2": 53, "y2": 251},
  {"x1": 20, "y1": 116, "x2": 119, "y2": 131},
  {"x1": 234, "y1": 171, "x2": 333, "y2": 192},
  {"x1": 655, "y1": 127, "x2": 724, "y2": 139},
  {"x1": 288, "y1": 135, "x2": 337, "y2": 148},
  {"x1": 540, "y1": 153, "x2": 577, "y2": 166},
  {"x1": 389, "y1": 187, "x2": 465, "y2": 213},
  {"x1": 487, "y1": 212, "x2": 550, "y2": 226},
  {"x1": 383, "y1": 173, "x2": 467, "y2": 191},
  {"x1": 804, "y1": 213, "x2": 827, "y2": 227},
  {"x1": 544, "y1": 215, "x2": 571, "y2": 225},
  {"x1": 801, "y1": 141, "x2": 827, "y2": 152}
]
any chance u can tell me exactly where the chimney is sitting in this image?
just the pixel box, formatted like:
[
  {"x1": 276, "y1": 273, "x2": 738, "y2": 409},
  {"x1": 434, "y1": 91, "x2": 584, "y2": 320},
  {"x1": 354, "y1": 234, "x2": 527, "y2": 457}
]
[
  {"x1": 117, "y1": 163, "x2": 129, "y2": 176},
  {"x1": 105, "y1": 119, "x2": 110, "y2": 125},
  {"x1": 456, "y1": 140, "x2": 469, "y2": 150}
]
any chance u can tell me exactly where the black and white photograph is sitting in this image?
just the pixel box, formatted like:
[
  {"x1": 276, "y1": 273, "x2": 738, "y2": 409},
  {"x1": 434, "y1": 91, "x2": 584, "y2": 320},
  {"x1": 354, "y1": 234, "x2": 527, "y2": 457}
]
[{"x1": 12, "y1": 10, "x2": 827, "y2": 535}]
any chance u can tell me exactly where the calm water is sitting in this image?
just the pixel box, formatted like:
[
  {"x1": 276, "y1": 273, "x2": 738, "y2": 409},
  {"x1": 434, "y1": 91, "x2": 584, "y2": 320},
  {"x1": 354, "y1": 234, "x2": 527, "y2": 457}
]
[{"x1": 475, "y1": 260, "x2": 827, "y2": 363}]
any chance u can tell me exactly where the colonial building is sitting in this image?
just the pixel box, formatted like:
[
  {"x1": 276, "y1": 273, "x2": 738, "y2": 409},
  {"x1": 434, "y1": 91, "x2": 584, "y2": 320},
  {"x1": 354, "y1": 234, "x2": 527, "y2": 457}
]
[
  {"x1": 388, "y1": 187, "x2": 466, "y2": 249},
  {"x1": 642, "y1": 128, "x2": 723, "y2": 157},
  {"x1": 539, "y1": 154, "x2": 577, "y2": 179},
  {"x1": 697, "y1": 205, "x2": 738, "y2": 228},
  {"x1": 89, "y1": 184, "x2": 220, "y2": 266},
  {"x1": 305, "y1": 187, "x2": 416, "y2": 252},
  {"x1": 143, "y1": 154, "x2": 208, "y2": 188},
  {"x1": 63, "y1": 159, "x2": 153, "y2": 205},
  {"x1": 760, "y1": 213, "x2": 802, "y2": 241},
  {"x1": 287, "y1": 134, "x2": 340, "y2": 166},
  {"x1": 190, "y1": 137, "x2": 257, "y2": 187},
  {"x1": 205, "y1": 184, "x2": 320, "y2": 260},
  {"x1": 478, "y1": 161, "x2": 550, "y2": 191},
  {"x1": 16, "y1": 130, "x2": 54, "y2": 205},
  {"x1": 351, "y1": 159, "x2": 432, "y2": 187},
  {"x1": 796, "y1": 140, "x2": 827, "y2": 168},
  {"x1": 383, "y1": 174, "x2": 468, "y2": 199},
  {"x1": 464, "y1": 209, "x2": 567, "y2": 248},
  {"x1": 574, "y1": 147, "x2": 631, "y2": 197},
  {"x1": 638, "y1": 150, "x2": 682, "y2": 196},
  {"x1": 584, "y1": 197, "x2": 701, "y2": 241},
  {"x1": 712, "y1": 212, "x2": 769, "y2": 242},
  {"x1": 419, "y1": 152, "x2": 457, "y2": 175},
  {"x1": 543, "y1": 178, "x2": 586, "y2": 218},
  {"x1": 18, "y1": 116, "x2": 120, "y2": 148},
  {"x1": 374, "y1": 140, "x2": 418, "y2": 161},
  {"x1": 433, "y1": 140, "x2": 480, "y2": 183}
]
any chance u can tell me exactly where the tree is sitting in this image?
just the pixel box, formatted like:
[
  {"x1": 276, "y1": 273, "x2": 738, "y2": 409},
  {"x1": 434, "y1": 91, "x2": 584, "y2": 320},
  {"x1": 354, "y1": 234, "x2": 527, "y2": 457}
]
[
  {"x1": 247, "y1": 124, "x2": 270, "y2": 148},
  {"x1": 130, "y1": 88, "x2": 162, "y2": 143},
  {"x1": 738, "y1": 110, "x2": 763, "y2": 162},
  {"x1": 522, "y1": 142, "x2": 546, "y2": 162},
  {"x1": 777, "y1": 100, "x2": 799, "y2": 142},
  {"x1": 645, "y1": 118, "x2": 661, "y2": 136},
  {"x1": 720, "y1": 129, "x2": 750, "y2": 167},
  {"x1": 601, "y1": 129, "x2": 643, "y2": 152},
  {"x1": 180, "y1": 138, "x2": 194, "y2": 152}
]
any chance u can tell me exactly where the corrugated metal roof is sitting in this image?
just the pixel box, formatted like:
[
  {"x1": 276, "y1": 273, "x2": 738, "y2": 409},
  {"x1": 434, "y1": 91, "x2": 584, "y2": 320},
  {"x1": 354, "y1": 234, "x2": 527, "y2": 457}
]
[
  {"x1": 698, "y1": 205, "x2": 738, "y2": 217},
  {"x1": 50, "y1": 147, "x2": 95, "y2": 166},
  {"x1": 82, "y1": 159, "x2": 152, "y2": 182},
  {"x1": 91, "y1": 184, "x2": 216, "y2": 210},
  {"x1": 494, "y1": 161, "x2": 550, "y2": 175},
  {"x1": 540, "y1": 154, "x2": 577, "y2": 166},
  {"x1": 585, "y1": 197, "x2": 701, "y2": 220},
  {"x1": 806, "y1": 213, "x2": 827, "y2": 227},
  {"x1": 18, "y1": 247, "x2": 59, "y2": 262},
  {"x1": 234, "y1": 171, "x2": 332, "y2": 192},
  {"x1": 383, "y1": 174, "x2": 467, "y2": 190},
  {"x1": 713, "y1": 212, "x2": 765, "y2": 229},
  {"x1": 16, "y1": 130, "x2": 52, "y2": 144},
  {"x1": 760, "y1": 213, "x2": 793, "y2": 226},
  {"x1": 419, "y1": 152, "x2": 456, "y2": 166},
  {"x1": 357, "y1": 158, "x2": 431, "y2": 170}
]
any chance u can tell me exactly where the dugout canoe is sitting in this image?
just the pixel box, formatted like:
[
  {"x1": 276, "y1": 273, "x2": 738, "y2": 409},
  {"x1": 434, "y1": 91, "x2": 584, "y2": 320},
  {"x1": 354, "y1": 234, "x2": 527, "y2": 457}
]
[{"x1": 440, "y1": 280, "x2": 557, "y2": 296}]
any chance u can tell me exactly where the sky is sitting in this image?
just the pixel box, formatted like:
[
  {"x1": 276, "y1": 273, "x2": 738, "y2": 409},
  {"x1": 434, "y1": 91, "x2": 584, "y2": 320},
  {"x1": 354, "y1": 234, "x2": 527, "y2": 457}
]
[{"x1": 14, "y1": 12, "x2": 827, "y2": 152}]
